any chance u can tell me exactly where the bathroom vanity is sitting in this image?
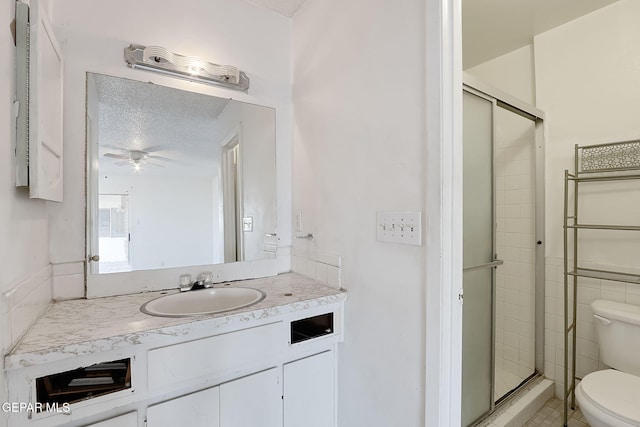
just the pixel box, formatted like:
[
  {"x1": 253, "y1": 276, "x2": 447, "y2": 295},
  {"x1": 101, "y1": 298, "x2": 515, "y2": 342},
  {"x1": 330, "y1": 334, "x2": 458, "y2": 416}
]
[{"x1": 5, "y1": 273, "x2": 345, "y2": 427}]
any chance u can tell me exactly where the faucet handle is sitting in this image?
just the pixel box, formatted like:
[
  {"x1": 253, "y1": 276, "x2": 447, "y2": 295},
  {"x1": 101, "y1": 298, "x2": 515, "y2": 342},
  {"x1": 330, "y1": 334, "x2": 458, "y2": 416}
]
[
  {"x1": 199, "y1": 272, "x2": 214, "y2": 288},
  {"x1": 179, "y1": 274, "x2": 192, "y2": 292}
]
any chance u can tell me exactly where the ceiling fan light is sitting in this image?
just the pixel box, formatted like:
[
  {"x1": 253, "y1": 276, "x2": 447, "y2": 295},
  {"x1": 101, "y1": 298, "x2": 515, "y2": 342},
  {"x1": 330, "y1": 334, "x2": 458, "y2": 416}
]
[{"x1": 129, "y1": 150, "x2": 146, "y2": 162}]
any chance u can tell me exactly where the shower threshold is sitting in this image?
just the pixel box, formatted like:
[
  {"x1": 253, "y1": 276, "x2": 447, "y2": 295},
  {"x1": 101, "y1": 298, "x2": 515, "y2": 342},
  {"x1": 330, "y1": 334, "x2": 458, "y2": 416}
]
[
  {"x1": 495, "y1": 372, "x2": 539, "y2": 406},
  {"x1": 472, "y1": 373, "x2": 543, "y2": 427}
]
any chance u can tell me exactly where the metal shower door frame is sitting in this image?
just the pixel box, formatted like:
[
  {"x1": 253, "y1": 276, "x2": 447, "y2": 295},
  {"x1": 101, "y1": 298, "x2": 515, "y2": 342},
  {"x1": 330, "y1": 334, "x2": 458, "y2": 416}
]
[{"x1": 463, "y1": 73, "x2": 546, "y2": 423}]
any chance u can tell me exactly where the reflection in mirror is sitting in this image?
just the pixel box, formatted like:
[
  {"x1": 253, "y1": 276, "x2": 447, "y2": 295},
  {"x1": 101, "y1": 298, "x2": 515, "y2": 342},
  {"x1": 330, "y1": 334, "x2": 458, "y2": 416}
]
[{"x1": 86, "y1": 73, "x2": 276, "y2": 275}]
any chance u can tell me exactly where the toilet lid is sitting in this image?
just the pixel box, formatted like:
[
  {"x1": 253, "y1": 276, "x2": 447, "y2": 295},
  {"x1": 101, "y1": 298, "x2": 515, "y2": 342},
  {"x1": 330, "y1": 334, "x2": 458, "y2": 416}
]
[{"x1": 581, "y1": 369, "x2": 640, "y2": 424}]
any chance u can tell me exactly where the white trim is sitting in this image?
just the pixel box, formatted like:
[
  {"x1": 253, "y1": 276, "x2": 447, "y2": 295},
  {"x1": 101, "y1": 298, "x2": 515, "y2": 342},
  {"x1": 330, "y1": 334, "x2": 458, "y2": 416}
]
[
  {"x1": 425, "y1": 0, "x2": 463, "y2": 426},
  {"x1": 86, "y1": 110, "x2": 99, "y2": 276},
  {"x1": 221, "y1": 130, "x2": 243, "y2": 262},
  {"x1": 220, "y1": 123, "x2": 243, "y2": 149}
]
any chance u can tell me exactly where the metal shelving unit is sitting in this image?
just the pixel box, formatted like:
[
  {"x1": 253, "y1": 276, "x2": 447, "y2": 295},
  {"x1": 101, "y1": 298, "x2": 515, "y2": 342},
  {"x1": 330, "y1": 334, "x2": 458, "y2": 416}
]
[{"x1": 563, "y1": 139, "x2": 640, "y2": 426}]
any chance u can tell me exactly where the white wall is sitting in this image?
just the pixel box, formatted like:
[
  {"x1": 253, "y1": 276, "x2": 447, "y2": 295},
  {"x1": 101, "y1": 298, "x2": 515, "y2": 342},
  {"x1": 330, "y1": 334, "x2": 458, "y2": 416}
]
[
  {"x1": 100, "y1": 174, "x2": 216, "y2": 270},
  {"x1": 49, "y1": 0, "x2": 292, "y2": 297},
  {"x1": 1, "y1": 1, "x2": 54, "y2": 425},
  {"x1": 292, "y1": 0, "x2": 427, "y2": 425}
]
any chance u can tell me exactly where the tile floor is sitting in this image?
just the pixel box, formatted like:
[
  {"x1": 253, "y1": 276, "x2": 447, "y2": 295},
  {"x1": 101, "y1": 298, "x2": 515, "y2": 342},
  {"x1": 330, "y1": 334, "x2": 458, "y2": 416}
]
[{"x1": 524, "y1": 398, "x2": 589, "y2": 427}]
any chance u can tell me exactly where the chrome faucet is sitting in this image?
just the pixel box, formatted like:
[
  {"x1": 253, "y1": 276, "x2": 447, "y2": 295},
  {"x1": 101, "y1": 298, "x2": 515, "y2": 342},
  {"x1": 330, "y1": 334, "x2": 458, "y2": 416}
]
[{"x1": 179, "y1": 272, "x2": 215, "y2": 292}]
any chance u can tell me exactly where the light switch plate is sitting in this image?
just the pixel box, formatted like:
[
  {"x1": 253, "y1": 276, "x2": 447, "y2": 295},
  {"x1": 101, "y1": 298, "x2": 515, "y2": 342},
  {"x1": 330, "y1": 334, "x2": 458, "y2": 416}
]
[{"x1": 377, "y1": 211, "x2": 422, "y2": 246}]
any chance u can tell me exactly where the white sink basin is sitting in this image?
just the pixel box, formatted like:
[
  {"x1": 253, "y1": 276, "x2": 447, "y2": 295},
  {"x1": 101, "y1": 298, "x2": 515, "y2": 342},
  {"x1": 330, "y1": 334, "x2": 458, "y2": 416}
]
[{"x1": 141, "y1": 287, "x2": 266, "y2": 317}]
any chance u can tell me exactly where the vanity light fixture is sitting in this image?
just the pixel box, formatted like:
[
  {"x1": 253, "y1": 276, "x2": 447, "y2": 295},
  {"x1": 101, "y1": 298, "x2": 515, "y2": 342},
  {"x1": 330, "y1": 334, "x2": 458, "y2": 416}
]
[{"x1": 124, "y1": 44, "x2": 250, "y2": 92}]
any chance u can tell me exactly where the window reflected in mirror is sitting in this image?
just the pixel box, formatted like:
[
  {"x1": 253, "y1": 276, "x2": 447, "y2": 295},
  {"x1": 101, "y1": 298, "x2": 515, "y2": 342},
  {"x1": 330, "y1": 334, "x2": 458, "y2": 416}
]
[{"x1": 98, "y1": 194, "x2": 131, "y2": 273}]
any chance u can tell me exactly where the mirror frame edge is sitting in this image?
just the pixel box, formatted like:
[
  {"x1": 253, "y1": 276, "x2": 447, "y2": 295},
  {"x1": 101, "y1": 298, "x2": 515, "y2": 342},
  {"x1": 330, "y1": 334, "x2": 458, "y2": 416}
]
[{"x1": 84, "y1": 71, "x2": 282, "y2": 298}]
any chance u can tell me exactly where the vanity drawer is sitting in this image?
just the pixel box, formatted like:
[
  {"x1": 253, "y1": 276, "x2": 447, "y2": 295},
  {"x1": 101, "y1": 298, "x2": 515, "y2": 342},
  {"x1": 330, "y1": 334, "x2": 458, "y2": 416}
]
[{"x1": 147, "y1": 322, "x2": 285, "y2": 390}]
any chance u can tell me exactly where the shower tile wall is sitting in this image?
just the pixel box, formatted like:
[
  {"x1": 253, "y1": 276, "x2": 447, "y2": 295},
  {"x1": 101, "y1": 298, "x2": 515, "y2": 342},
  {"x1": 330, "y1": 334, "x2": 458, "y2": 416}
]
[
  {"x1": 544, "y1": 257, "x2": 640, "y2": 398},
  {"x1": 494, "y1": 109, "x2": 536, "y2": 400}
]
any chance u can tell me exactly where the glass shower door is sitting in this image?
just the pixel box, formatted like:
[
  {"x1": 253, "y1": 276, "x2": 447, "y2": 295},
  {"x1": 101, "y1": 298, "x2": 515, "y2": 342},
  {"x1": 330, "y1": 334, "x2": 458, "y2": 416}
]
[
  {"x1": 462, "y1": 89, "x2": 497, "y2": 426},
  {"x1": 493, "y1": 105, "x2": 537, "y2": 401}
]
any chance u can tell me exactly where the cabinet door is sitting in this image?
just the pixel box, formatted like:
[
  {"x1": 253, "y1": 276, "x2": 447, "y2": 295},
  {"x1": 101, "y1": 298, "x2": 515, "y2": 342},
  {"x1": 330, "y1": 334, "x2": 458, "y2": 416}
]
[
  {"x1": 284, "y1": 351, "x2": 335, "y2": 427},
  {"x1": 147, "y1": 387, "x2": 219, "y2": 427},
  {"x1": 85, "y1": 411, "x2": 137, "y2": 427},
  {"x1": 28, "y1": 0, "x2": 64, "y2": 201},
  {"x1": 220, "y1": 368, "x2": 282, "y2": 427}
]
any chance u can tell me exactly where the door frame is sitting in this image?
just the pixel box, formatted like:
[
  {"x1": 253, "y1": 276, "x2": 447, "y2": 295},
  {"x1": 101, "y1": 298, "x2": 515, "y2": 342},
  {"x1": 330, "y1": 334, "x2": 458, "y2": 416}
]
[
  {"x1": 87, "y1": 113, "x2": 99, "y2": 275},
  {"x1": 424, "y1": 2, "x2": 546, "y2": 424},
  {"x1": 424, "y1": 0, "x2": 464, "y2": 425},
  {"x1": 221, "y1": 127, "x2": 244, "y2": 263}
]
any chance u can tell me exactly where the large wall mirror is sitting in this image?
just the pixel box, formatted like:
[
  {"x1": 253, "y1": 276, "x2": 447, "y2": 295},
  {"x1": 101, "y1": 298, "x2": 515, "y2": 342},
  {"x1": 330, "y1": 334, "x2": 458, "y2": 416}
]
[{"x1": 86, "y1": 73, "x2": 276, "y2": 278}]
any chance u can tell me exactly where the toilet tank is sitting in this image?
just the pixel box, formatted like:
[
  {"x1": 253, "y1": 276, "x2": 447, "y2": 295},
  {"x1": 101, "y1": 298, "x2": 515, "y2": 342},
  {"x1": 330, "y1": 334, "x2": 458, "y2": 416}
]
[{"x1": 591, "y1": 300, "x2": 640, "y2": 376}]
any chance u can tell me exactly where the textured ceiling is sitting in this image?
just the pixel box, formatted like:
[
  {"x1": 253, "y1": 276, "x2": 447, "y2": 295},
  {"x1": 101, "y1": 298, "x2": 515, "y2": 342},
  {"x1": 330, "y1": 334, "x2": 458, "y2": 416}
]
[
  {"x1": 242, "y1": 0, "x2": 307, "y2": 17},
  {"x1": 463, "y1": 0, "x2": 620, "y2": 68},
  {"x1": 93, "y1": 74, "x2": 229, "y2": 176}
]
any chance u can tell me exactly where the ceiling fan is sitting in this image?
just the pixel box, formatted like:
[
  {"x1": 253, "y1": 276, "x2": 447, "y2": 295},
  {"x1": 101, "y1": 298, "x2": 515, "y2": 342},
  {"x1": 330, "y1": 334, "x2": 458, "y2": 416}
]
[{"x1": 102, "y1": 146, "x2": 174, "y2": 171}]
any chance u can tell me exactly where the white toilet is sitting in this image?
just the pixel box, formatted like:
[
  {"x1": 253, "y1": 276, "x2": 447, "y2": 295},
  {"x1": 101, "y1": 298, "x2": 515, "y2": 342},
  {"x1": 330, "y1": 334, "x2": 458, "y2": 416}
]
[{"x1": 575, "y1": 299, "x2": 640, "y2": 427}]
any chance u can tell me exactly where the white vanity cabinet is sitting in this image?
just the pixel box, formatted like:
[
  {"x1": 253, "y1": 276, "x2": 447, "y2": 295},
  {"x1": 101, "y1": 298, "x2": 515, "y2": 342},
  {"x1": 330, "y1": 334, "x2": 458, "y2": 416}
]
[
  {"x1": 5, "y1": 276, "x2": 345, "y2": 427},
  {"x1": 85, "y1": 412, "x2": 138, "y2": 427},
  {"x1": 146, "y1": 368, "x2": 282, "y2": 427},
  {"x1": 146, "y1": 321, "x2": 284, "y2": 392},
  {"x1": 146, "y1": 364, "x2": 313, "y2": 427},
  {"x1": 284, "y1": 351, "x2": 335, "y2": 427},
  {"x1": 219, "y1": 368, "x2": 282, "y2": 427},
  {"x1": 147, "y1": 387, "x2": 220, "y2": 427}
]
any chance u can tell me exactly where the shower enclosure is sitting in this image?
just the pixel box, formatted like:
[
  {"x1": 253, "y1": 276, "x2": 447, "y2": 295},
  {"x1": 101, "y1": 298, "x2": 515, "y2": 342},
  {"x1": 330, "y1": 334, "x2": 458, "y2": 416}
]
[{"x1": 461, "y1": 76, "x2": 545, "y2": 426}]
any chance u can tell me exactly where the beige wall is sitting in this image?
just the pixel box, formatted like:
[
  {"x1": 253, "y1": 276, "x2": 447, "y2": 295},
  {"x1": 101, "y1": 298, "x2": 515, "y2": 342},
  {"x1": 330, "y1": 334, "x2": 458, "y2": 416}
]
[{"x1": 465, "y1": 44, "x2": 536, "y2": 105}]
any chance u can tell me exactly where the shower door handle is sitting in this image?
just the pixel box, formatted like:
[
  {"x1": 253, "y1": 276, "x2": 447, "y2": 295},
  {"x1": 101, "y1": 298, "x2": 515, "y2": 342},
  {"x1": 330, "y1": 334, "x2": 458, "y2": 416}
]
[{"x1": 463, "y1": 259, "x2": 504, "y2": 272}]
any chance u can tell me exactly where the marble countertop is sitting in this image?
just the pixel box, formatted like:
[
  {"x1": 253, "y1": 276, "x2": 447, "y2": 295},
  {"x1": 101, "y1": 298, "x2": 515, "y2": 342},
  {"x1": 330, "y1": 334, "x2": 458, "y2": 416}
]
[{"x1": 5, "y1": 273, "x2": 345, "y2": 370}]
